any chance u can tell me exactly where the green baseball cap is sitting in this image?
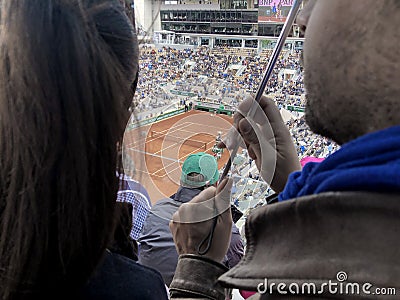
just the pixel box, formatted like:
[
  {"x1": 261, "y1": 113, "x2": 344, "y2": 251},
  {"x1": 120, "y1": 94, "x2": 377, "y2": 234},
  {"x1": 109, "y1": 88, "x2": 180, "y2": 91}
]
[{"x1": 180, "y1": 152, "x2": 219, "y2": 188}]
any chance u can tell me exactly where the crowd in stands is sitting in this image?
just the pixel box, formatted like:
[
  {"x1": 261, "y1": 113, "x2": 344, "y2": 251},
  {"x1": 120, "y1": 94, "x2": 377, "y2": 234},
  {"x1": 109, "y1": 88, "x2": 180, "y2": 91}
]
[
  {"x1": 133, "y1": 44, "x2": 339, "y2": 218},
  {"x1": 135, "y1": 46, "x2": 304, "y2": 109}
]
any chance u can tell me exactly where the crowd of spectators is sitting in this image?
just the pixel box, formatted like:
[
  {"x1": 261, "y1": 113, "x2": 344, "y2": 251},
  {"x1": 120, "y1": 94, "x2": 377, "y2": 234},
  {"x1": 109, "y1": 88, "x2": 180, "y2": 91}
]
[
  {"x1": 135, "y1": 46, "x2": 306, "y2": 111},
  {"x1": 133, "y1": 44, "x2": 339, "y2": 219}
]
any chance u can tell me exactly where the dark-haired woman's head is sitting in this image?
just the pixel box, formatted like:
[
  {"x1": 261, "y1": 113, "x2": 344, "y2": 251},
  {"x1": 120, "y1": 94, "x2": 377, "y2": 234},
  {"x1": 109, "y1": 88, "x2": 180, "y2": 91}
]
[{"x1": 0, "y1": 0, "x2": 138, "y2": 298}]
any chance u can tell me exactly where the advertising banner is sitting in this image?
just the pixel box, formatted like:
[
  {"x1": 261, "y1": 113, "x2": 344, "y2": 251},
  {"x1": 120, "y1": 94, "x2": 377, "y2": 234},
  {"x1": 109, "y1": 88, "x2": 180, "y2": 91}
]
[{"x1": 258, "y1": 0, "x2": 294, "y2": 23}]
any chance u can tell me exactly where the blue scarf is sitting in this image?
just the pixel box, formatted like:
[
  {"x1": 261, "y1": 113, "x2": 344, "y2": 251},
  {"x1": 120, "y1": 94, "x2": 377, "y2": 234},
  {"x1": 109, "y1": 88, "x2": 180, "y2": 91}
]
[{"x1": 279, "y1": 126, "x2": 400, "y2": 201}]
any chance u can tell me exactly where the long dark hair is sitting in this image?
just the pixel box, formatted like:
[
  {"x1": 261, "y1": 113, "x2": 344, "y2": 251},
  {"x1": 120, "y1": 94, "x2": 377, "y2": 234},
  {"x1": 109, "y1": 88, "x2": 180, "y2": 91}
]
[
  {"x1": 109, "y1": 202, "x2": 138, "y2": 261},
  {"x1": 0, "y1": 0, "x2": 138, "y2": 298}
]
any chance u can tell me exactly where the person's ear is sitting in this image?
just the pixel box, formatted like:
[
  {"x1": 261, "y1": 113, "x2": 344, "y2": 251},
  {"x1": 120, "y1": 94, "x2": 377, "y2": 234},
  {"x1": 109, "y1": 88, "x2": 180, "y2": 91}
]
[{"x1": 296, "y1": 0, "x2": 317, "y2": 36}]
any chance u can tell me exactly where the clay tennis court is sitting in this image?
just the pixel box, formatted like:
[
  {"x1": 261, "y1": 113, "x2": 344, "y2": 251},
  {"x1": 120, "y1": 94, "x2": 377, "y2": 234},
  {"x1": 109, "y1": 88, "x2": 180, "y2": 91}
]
[{"x1": 123, "y1": 110, "x2": 234, "y2": 203}]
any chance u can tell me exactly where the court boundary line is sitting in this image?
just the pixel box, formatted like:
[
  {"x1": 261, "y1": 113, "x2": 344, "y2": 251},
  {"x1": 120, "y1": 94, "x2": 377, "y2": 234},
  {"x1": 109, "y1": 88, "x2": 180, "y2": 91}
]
[
  {"x1": 126, "y1": 112, "x2": 231, "y2": 179},
  {"x1": 125, "y1": 121, "x2": 192, "y2": 148},
  {"x1": 145, "y1": 131, "x2": 228, "y2": 177},
  {"x1": 151, "y1": 143, "x2": 218, "y2": 178}
]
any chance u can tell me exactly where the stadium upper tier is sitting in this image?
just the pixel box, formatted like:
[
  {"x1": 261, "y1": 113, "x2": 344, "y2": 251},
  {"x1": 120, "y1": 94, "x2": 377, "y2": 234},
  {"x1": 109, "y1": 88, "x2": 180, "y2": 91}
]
[{"x1": 133, "y1": 0, "x2": 305, "y2": 44}]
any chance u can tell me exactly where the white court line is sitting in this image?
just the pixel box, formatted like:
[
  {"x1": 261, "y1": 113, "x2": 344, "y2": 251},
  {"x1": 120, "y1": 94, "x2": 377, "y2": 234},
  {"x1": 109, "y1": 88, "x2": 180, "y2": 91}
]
[
  {"x1": 163, "y1": 122, "x2": 231, "y2": 137},
  {"x1": 152, "y1": 134, "x2": 220, "y2": 176},
  {"x1": 152, "y1": 143, "x2": 217, "y2": 177},
  {"x1": 127, "y1": 110, "x2": 232, "y2": 148},
  {"x1": 128, "y1": 121, "x2": 191, "y2": 148},
  {"x1": 169, "y1": 128, "x2": 220, "y2": 137},
  {"x1": 127, "y1": 148, "x2": 182, "y2": 178},
  {"x1": 128, "y1": 122, "x2": 193, "y2": 149},
  {"x1": 150, "y1": 121, "x2": 226, "y2": 156},
  {"x1": 153, "y1": 135, "x2": 207, "y2": 156},
  {"x1": 127, "y1": 117, "x2": 231, "y2": 149},
  {"x1": 129, "y1": 166, "x2": 167, "y2": 179},
  {"x1": 161, "y1": 128, "x2": 229, "y2": 143},
  {"x1": 181, "y1": 121, "x2": 232, "y2": 131},
  {"x1": 129, "y1": 117, "x2": 232, "y2": 176},
  {"x1": 151, "y1": 140, "x2": 205, "y2": 174},
  {"x1": 130, "y1": 138, "x2": 225, "y2": 178},
  {"x1": 149, "y1": 121, "x2": 230, "y2": 156},
  {"x1": 151, "y1": 121, "x2": 215, "y2": 156},
  {"x1": 151, "y1": 131, "x2": 228, "y2": 175},
  {"x1": 144, "y1": 122, "x2": 194, "y2": 146},
  {"x1": 128, "y1": 148, "x2": 182, "y2": 163},
  {"x1": 124, "y1": 134, "x2": 147, "y2": 149}
]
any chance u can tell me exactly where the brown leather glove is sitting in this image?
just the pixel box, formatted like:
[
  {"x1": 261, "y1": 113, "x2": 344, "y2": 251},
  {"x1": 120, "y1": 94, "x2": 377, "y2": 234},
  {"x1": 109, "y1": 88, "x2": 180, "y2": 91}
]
[
  {"x1": 220, "y1": 95, "x2": 301, "y2": 192},
  {"x1": 169, "y1": 178, "x2": 233, "y2": 263}
]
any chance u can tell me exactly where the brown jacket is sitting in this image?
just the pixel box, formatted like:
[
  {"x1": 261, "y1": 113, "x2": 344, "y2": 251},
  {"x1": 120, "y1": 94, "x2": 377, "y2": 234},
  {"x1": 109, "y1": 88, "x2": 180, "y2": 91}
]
[{"x1": 170, "y1": 192, "x2": 400, "y2": 299}]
